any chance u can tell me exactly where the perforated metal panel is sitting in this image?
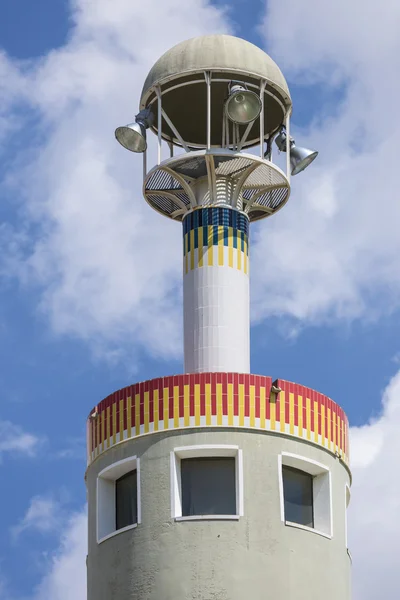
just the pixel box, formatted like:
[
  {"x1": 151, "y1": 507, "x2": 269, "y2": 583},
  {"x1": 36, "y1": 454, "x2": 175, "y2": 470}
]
[
  {"x1": 214, "y1": 156, "x2": 254, "y2": 178},
  {"x1": 143, "y1": 150, "x2": 290, "y2": 221}
]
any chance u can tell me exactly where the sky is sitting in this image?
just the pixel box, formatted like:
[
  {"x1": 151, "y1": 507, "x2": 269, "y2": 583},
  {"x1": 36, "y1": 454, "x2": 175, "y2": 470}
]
[{"x1": 0, "y1": 0, "x2": 399, "y2": 598}]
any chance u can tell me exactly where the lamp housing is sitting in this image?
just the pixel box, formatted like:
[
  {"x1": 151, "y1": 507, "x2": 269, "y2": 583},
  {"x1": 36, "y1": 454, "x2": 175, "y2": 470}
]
[
  {"x1": 225, "y1": 82, "x2": 262, "y2": 125},
  {"x1": 275, "y1": 129, "x2": 318, "y2": 175},
  {"x1": 115, "y1": 108, "x2": 154, "y2": 153}
]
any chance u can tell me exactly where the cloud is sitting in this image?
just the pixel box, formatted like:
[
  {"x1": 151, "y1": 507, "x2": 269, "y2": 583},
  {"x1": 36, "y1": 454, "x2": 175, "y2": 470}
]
[
  {"x1": 3, "y1": 0, "x2": 398, "y2": 351},
  {"x1": 11, "y1": 495, "x2": 63, "y2": 540},
  {"x1": 349, "y1": 369, "x2": 400, "y2": 598},
  {"x1": 32, "y1": 509, "x2": 87, "y2": 600},
  {"x1": 3, "y1": 500, "x2": 86, "y2": 600},
  {"x1": 0, "y1": 0, "x2": 231, "y2": 365},
  {"x1": 251, "y1": 0, "x2": 400, "y2": 329},
  {"x1": 0, "y1": 420, "x2": 42, "y2": 459}
]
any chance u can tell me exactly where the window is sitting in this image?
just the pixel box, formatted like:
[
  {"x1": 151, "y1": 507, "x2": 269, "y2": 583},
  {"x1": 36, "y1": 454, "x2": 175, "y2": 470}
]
[
  {"x1": 116, "y1": 470, "x2": 138, "y2": 530},
  {"x1": 97, "y1": 456, "x2": 141, "y2": 543},
  {"x1": 282, "y1": 466, "x2": 314, "y2": 528},
  {"x1": 171, "y1": 445, "x2": 243, "y2": 520},
  {"x1": 279, "y1": 452, "x2": 332, "y2": 538},
  {"x1": 181, "y1": 457, "x2": 236, "y2": 516}
]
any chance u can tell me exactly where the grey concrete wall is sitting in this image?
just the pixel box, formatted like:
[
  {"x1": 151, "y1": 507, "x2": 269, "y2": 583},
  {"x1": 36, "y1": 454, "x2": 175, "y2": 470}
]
[{"x1": 86, "y1": 428, "x2": 351, "y2": 600}]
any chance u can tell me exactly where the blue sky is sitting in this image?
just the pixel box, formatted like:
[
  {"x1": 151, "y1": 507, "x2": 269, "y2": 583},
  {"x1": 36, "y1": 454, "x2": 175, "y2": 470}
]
[{"x1": 0, "y1": 1, "x2": 400, "y2": 599}]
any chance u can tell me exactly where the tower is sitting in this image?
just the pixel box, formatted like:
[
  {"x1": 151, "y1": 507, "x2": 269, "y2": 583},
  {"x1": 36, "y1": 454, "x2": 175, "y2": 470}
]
[{"x1": 86, "y1": 35, "x2": 351, "y2": 600}]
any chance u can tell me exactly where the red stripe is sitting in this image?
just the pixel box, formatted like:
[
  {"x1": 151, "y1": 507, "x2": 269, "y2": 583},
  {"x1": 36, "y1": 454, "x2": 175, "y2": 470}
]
[
  {"x1": 233, "y1": 387, "x2": 239, "y2": 416},
  {"x1": 244, "y1": 386, "x2": 250, "y2": 418},
  {"x1": 139, "y1": 396, "x2": 144, "y2": 427},
  {"x1": 158, "y1": 380, "x2": 164, "y2": 419},
  {"x1": 302, "y1": 387, "x2": 307, "y2": 426},
  {"x1": 222, "y1": 390, "x2": 228, "y2": 415},
  {"x1": 285, "y1": 384, "x2": 290, "y2": 424},
  {"x1": 115, "y1": 393, "x2": 120, "y2": 434},
  {"x1": 109, "y1": 400, "x2": 114, "y2": 437},
  {"x1": 294, "y1": 387, "x2": 299, "y2": 427},
  {"x1": 123, "y1": 396, "x2": 127, "y2": 431},
  {"x1": 131, "y1": 390, "x2": 136, "y2": 430},
  {"x1": 168, "y1": 378, "x2": 174, "y2": 419},
  {"x1": 179, "y1": 389, "x2": 184, "y2": 419},
  {"x1": 317, "y1": 393, "x2": 322, "y2": 435},
  {"x1": 310, "y1": 388, "x2": 315, "y2": 432},
  {"x1": 233, "y1": 373, "x2": 239, "y2": 400},
  {"x1": 211, "y1": 388, "x2": 217, "y2": 416},
  {"x1": 149, "y1": 387, "x2": 154, "y2": 423},
  {"x1": 92, "y1": 419, "x2": 96, "y2": 451},
  {"x1": 265, "y1": 383, "x2": 271, "y2": 420},
  {"x1": 221, "y1": 374, "x2": 228, "y2": 396},
  {"x1": 255, "y1": 377, "x2": 260, "y2": 419},
  {"x1": 189, "y1": 379, "x2": 195, "y2": 417},
  {"x1": 200, "y1": 384, "x2": 206, "y2": 416}
]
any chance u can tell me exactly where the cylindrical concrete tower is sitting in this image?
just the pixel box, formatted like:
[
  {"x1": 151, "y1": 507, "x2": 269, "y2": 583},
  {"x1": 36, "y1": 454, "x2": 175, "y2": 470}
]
[{"x1": 86, "y1": 34, "x2": 352, "y2": 600}]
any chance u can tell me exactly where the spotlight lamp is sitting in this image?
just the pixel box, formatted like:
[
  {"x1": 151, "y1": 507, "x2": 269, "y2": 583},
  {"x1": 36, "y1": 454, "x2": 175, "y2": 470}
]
[
  {"x1": 225, "y1": 81, "x2": 262, "y2": 124},
  {"x1": 115, "y1": 108, "x2": 154, "y2": 153},
  {"x1": 275, "y1": 128, "x2": 318, "y2": 175}
]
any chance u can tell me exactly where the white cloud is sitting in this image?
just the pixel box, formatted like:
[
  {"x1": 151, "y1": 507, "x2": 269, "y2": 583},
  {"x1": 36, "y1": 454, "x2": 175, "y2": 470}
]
[
  {"x1": 0, "y1": 0, "x2": 231, "y2": 364},
  {"x1": 251, "y1": 0, "x2": 400, "y2": 328},
  {"x1": 31, "y1": 510, "x2": 87, "y2": 600},
  {"x1": 3, "y1": 0, "x2": 398, "y2": 347},
  {"x1": 0, "y1": 420, "x2": 42, "y2": 459},
  {"x1": 3, "y1": 499, "x2": 86, "y2": 600},
  {"x1": 11, "y1": 496, "x2": 63, "y2": 540},
  {"x1": 349, "y1": 369, "x2": 400, "y2": 598}
]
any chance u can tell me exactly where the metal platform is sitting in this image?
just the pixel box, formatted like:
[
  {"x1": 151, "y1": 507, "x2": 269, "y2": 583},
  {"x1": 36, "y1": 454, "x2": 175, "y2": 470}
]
[{"x1": 143, "y1": 149, "x2": 290, "y2": 222}]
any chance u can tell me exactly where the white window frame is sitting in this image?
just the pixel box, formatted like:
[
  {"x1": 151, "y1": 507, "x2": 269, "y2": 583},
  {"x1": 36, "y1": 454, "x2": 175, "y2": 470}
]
[
  {"x1": 278, "y1": 452, "x2": 333, "y2": 539},
  {"x1": 170, "y1": 445, "x2": 244, "y2": 521},
  {"x1": 97, "y1": 456, "x2": 141, "y2": 544}
]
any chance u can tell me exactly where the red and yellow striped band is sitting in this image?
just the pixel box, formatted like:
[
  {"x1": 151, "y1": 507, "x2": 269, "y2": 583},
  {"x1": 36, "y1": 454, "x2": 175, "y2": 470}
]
[{"x1": 86, "y1": 373, "x2": 349, "y2": 467}]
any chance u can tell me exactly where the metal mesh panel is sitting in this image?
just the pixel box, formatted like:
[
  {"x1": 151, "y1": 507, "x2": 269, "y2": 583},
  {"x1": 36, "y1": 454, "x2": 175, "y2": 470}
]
[
  {"x1": 244, "y1": 163, "x2": 285, "y2": 188},
  {"x1": 248, "y1": 209, "x2": 272, "y2": 222},
  {"x1": 146, "y1": 169, "x2": 182, "y2": 191},
  {"x1": 173, "y1": 156, "x2": 208, "y2": 178},
  {"x1": 242, "y1": 188, "x2": 258, "y2": 201},
  {"x1": 144, "y1": 151, "x2": 290, "y2": 221},
  {"x1": 253, "y1": 186, "x2": 289, "y2": 210},
  {"x1": 214, "y1": 156, "x2": 254, "y2": 177},
  {"x1": 174, "y1": 191, "x2": 191, "y2": 206},
  {"x1": 147, "y1": 194, "x2": 182, "y2": 215}
]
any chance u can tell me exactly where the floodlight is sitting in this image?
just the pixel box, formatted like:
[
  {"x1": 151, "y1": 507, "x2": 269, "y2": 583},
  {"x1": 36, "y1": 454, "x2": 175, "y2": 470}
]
[
  {"x1": 275, "y1": 129, "x2": 318, "y2": 175},
  {"x1": 115, "y1": 108, "x2": 154, "y2": 153},
  {"x1": 289, "y1": 145, "x2": 318, "y2": 175},
  {"x1": 225, "y1": 82, "x2": 262, "y2": 124}
]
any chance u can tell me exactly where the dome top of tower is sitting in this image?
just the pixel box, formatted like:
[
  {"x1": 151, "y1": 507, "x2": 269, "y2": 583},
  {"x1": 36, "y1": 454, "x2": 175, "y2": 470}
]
[
  {"x1": 141, "y1": 34, "x2": 291, "y2": 103},
  {"x1": 139, "y1": 34, "x2": 292, "y2": 148}
]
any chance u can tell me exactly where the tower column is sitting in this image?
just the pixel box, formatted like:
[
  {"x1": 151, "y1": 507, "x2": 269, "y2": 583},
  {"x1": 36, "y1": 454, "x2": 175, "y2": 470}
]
[{"x1": 183, "y1": 207, "x2": 250, "y2": 373}]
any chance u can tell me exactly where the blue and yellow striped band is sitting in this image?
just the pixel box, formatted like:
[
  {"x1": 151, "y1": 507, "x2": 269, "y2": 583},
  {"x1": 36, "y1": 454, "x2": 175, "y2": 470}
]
[{"x1": 183, "y1": 207, "x2": 249, "y2": 274}]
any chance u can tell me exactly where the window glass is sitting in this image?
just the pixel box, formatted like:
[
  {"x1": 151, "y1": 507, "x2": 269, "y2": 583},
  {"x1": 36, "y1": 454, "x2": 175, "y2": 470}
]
[
  {"x1": 283, "y1": 466, "x2": 313, "y2": 527},
  {"x1": 115, "y1": 470, "x2": 137, "y2": 530},
  {"x1": 181, "y1": 457, "x2": 236, "y2": 516}
]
